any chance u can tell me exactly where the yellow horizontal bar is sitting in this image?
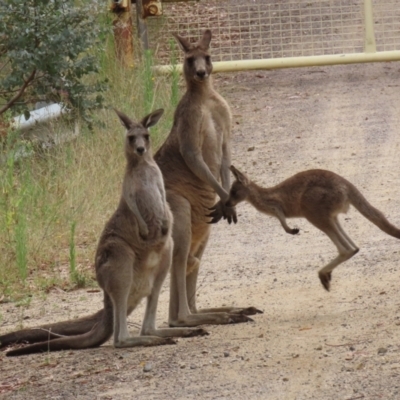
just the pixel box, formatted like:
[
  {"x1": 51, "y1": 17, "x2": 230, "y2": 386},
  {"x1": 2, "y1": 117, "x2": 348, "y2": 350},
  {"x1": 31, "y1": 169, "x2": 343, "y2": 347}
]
[{"x1": 154, "y1": 51, "x2": 400, "y2": 74}]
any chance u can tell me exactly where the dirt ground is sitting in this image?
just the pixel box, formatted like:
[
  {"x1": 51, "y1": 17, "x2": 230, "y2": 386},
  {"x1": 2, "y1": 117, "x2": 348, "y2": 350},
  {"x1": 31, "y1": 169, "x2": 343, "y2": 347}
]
[{"x1": 1, "y1": 62, "x2": 400, "y2": 399}]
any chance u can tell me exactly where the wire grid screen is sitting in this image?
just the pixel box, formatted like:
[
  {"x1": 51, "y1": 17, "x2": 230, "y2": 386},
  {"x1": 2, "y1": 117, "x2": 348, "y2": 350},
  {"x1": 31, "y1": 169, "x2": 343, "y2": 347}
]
[
  {"x1": 145, "y1": 0, "x2": 400, "y2": 64},
  {"x1": 373, "y1": 0, "x2": 400, "y2": 52}
]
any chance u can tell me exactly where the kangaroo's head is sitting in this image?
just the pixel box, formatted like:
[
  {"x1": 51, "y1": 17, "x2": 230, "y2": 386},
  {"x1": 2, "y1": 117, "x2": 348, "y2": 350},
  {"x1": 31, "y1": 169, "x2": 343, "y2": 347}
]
[
  {"x1": 226, "y1": 165, "x2": 251, "y2": 207},
  {"x1": 174, "y1": 30, "x2": 213, "y2": 83},
  {"x1": 114, "y1": 108, "x2": 164, "y2": 159}
]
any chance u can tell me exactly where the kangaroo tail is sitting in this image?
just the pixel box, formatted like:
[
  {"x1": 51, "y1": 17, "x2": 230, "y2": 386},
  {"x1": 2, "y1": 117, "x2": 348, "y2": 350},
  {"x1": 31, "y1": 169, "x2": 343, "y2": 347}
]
[
  {"x1": 4, "y1": 295, "x2": 113, "y2": 356},
  {"x1": 0, "y1": 309, "x2": 103, "y2": 349},
  {"x1": 348, "y1": 183, "x2": 400, "y2": 239}
]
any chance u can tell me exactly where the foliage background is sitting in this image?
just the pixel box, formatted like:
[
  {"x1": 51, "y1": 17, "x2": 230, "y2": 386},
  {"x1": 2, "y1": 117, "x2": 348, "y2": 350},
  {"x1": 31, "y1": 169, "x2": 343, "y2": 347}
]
[{"x1": 0, "y1": 2, "x2": 180, "y2": 299}]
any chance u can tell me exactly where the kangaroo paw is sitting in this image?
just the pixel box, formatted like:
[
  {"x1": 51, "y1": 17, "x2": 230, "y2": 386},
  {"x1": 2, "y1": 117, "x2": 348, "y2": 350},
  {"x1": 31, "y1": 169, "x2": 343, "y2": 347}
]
[
  {"x1": 319, "y1": 271, "x2": 332, "y2": 291},
  {"x1": 228, "y1": 314, "x2": 254, "y2": 324},
  {"x1": 291, "y1": 228, "x2": 300, "y2": 235}
]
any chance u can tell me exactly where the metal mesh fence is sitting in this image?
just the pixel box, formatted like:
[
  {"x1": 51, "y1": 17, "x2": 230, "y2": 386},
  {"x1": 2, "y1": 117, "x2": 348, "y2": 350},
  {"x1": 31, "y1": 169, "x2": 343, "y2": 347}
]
[{"x1": 144, "y1": 0, "x2": 400, "y2": 64}]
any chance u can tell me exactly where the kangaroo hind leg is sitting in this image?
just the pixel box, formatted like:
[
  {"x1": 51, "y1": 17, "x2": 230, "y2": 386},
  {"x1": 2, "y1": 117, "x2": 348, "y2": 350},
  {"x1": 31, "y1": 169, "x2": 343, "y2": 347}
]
[
  {"x1": 168, "y1": 193, "x2": 253, "y2": 326},
  {"x1": 140, "y1": 241, "x2": 209, "y2": 340},
  {"x1": 186, "y1": 228, "x2": 262, "y2": 319},
  {"x1": 101, "y1": 250, "x2": 171, "y2": 348},
  {"x1": 308, "y1": 215, "x2": 358, "y2": 291}
]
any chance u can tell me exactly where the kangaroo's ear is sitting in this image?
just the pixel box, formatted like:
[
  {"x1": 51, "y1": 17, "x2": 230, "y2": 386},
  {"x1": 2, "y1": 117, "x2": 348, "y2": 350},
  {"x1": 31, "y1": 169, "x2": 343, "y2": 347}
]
[
  {"x1": 198, "y1": 29, "x2": 212, "y2": 50},
  {"x1": 141, "y1": 108, "x2": 164, "y2": 129},
  {"x1": 114, "y1": 108, "x2": 133, "y2": 130},
  {"x1": 173, "y1": 33, "x2": 192, "y2": 53},
  {"x1": 230, "y1": 165, "x2": 248, "y2": 184}
]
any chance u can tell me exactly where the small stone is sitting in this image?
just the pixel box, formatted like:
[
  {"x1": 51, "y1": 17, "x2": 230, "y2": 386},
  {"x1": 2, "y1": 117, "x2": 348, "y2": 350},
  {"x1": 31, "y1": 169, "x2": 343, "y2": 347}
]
[
  {"x1": 190, "y1": 364, "x2": 197, "y2": 370},
  {"x1": 378, "y1": 347, "x2": 388, "y2": 355},
  {"x1": 315, "y1": 346, "x2": 322, "y2": 351},
  {"x1": 283, "y1": 377, "x2": 289, "y2": 382},
  {"x1": 247, "y1": 146, "x2": 255, "y2": 151},
  {"x1": 345, "y1": 353, "x2": 354, "y2": 361},
  {"x1": 349, "y1": 346, "x2": 355, "y2": 351},
  {"x1": 143, "y1": 363, "x2": 152, "y2": 372},
  {"x1": 223, "y1": 351, "x2": 230, "y2": 357},
  {"x1": 180, "y1": 363, "x2": 186, "y2": 369}
]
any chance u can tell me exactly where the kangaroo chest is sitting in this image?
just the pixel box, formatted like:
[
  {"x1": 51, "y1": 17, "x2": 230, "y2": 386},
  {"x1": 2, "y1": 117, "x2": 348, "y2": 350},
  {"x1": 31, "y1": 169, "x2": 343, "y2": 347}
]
[
  {"x1": 135, "y1": 167, "x2": 167, "y2": 223},
  {"x1": 200, "y1": 98, "x2": 231, "y2": 175}
]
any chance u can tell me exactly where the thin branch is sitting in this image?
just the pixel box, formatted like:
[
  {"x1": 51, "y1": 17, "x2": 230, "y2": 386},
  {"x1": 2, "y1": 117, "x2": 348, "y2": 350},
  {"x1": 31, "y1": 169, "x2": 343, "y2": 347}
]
[
  {"x1": 0, "y1": 69, "x2": 36, "y2": 115},
  {"x1": 345, "y1": 395, "x2": 365, "y2": 400},
  {"x1": 0, "y1": 59, "x2": 10, "y2": 74},
  {"x1": 30, "y1": 328, "x2": 68, "y2": 338},
  {"x1": 325, "y1": 340, "x2": 369, "y2": 347}
]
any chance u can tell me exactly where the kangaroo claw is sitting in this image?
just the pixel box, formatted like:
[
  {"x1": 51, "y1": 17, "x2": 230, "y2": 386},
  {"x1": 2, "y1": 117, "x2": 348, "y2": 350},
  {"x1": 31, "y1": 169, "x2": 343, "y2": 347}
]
[
  {"x1": 187, "y1": 328, "x2": 209, "y2": 337},
  {"x1": 239, "y1": 307, "x2": 263, "y2": 316},
  {"x1": 319, "y1": 271, "x2": 332, "y2": 291}
]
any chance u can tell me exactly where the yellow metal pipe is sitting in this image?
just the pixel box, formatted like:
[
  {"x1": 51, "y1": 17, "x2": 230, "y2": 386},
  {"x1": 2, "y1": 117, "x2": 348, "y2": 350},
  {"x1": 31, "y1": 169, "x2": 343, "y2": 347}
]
[
  {"x1": 154, "y1": 51, "x2": 400, "y2": 75},
  {"x1": 364, "y1": 0, "x2": 377, "y2": 53}
]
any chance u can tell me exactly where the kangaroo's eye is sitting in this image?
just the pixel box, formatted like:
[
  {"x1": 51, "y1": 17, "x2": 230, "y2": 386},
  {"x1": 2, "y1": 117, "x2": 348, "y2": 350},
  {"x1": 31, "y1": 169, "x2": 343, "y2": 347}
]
[
  {"x1": 128, "y1": 136, "x2": 135, "y2": 144},
  {"x1": 144, "y1": 134, "x2": 150, "y2": 141},
  {"x1": 205, "y1": 55, "x2": 211, "y2": 64},
  {"x1": 231, "y1": 190, "x2": 237, "y2": 197},
  {"x1": 187, "y1": 56, "x2": 194, "y2": 65}
]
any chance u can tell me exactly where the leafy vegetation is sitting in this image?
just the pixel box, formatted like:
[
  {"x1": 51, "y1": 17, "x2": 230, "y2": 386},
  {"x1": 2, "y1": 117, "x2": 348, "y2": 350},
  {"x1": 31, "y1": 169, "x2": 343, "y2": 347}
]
[
  {"x1": 0, "y1": 0, "x2": 106, "y2": 125},
  {"x1": 0, "y1": 5, "x2": 182, "y2": 299}
]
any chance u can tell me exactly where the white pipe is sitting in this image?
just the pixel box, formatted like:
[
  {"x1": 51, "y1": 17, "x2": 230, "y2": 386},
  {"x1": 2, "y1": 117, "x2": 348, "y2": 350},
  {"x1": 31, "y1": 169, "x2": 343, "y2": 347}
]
[
  {"x1": 154, "y1": 50, "x2": 400, "y2": 75},
  {"x1": 11, "y1": 103, "x2": 66, "y2": 130}
]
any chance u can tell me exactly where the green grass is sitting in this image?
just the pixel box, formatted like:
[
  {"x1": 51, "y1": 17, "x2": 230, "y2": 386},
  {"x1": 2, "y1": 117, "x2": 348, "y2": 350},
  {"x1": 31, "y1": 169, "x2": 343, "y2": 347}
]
[{"x1": 0, "y1": 10, "x2": 183, "y2": 300}]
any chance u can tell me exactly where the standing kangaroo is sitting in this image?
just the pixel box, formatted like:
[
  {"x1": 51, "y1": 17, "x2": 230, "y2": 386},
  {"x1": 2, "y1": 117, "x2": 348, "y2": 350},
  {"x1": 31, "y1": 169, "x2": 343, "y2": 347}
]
[
  {"x1": 154, "y1": 30, "x2": 261, "y2": 326},
  {"x1": 1, "y1": 109, "x2": 205, "y2": 356},
  {"x1": 226, "y1": 165, "x2": 400, "y2": 291},
  {"x1": 0, "y1": 30, "x2": 259, "y2": 353}
]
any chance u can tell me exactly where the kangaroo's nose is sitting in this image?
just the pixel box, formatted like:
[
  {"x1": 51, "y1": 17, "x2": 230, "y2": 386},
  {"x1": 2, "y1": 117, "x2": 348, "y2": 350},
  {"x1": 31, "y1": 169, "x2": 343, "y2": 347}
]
[
  {"x1": 136, "y1": 147, "x2": 145, "y2": 155},
  {"x1": 196, "y1": 70, "x2": 206, "y2": 78}
]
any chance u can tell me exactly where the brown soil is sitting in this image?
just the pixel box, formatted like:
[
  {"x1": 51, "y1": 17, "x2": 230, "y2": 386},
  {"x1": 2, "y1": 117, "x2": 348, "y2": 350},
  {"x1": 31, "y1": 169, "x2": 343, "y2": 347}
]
[{"x1": 1, "y1": 62, "x2": 400, "y2": 399}]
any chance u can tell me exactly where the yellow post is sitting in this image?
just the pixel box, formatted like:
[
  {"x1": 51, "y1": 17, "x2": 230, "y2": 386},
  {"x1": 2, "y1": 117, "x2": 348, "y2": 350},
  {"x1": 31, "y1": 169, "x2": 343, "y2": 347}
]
[{"x1": 364, "y1": 0, "x2": 376, "y2": 53}]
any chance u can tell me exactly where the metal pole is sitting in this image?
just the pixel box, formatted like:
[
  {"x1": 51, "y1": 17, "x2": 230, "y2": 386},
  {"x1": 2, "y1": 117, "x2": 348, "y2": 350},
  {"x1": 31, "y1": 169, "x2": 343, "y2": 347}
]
[
  {"x1": 154, "y1": 51, "x2": 400, "y2": 75},
  {"x1": 364, "y1": 0, "x2": 377, "y2": 53},
  {"x1": 136, "y1": 0, "x2": 149, "y2": 50}
]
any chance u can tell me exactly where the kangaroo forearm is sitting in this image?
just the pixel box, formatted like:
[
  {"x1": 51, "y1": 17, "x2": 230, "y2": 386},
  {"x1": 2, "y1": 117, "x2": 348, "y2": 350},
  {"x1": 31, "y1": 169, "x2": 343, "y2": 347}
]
[
  {"x1": 220, "y1": 142, "x2": 232, "y2": 192},
  {"x1": 123, "y1": 186, "x2": 147, "y2": 231},
  {"x1": 220, "y1": 163, "x2": 231, "y2": 193},
  {"x1": 183, "y1": 153, "x2": 228, "y2": 200}
]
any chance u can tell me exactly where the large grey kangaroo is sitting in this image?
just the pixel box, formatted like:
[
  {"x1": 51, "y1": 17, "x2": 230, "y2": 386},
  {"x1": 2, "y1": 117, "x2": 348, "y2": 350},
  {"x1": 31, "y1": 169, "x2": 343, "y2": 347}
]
[
  {"x1": 226, "y1": 165, "x2": 400, "y2": 291},
  {"x1": 0, "y1": 30, "x2": 259, "y2": 353},
  {"x1": 1, "y1": 109, "x2": 206, "y2": 356},
  {"x1": 154, "y1": 30, "x2": 261, "y2": 326}
]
